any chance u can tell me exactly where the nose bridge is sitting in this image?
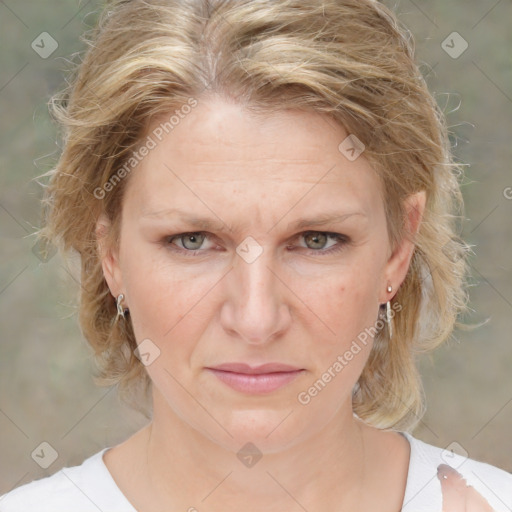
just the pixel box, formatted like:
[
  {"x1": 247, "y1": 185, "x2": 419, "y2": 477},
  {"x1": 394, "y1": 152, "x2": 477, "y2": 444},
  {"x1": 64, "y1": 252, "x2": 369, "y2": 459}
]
[
  {"x1": 238, "y1": 245, "x2": 274, "y2": 306},
  {"x1": 225, "y1": 240, "x2": 288, "y2": 343}
]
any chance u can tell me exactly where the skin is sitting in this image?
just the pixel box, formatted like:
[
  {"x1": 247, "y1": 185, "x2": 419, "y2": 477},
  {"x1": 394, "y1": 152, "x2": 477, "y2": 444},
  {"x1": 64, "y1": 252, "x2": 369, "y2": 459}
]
[
  {"x1": 438, "y1": 465, "x2": 494, "y2": 512},
  {"x1": 97, "y1": 94, "x2": 431, "y2": 511}
]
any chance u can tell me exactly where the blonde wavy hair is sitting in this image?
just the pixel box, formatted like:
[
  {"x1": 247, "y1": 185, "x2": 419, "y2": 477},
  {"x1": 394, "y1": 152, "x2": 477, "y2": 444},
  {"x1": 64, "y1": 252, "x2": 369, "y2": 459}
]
[{"x1": 39, "y1": 0, "x2": 469, "y2": 430}]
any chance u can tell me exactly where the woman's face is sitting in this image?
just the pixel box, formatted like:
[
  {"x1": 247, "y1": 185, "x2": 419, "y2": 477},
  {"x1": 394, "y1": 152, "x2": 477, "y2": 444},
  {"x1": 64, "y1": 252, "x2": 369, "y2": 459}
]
[{"x1": 100, "y1": 95, "x2": 419, "y2": 452}]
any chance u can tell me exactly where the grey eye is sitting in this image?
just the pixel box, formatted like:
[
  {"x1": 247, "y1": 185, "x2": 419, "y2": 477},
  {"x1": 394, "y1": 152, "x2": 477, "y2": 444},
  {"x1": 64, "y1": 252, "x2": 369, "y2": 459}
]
[{"x1": 180, "y1": 232, "x2": 206, "y2": 250}]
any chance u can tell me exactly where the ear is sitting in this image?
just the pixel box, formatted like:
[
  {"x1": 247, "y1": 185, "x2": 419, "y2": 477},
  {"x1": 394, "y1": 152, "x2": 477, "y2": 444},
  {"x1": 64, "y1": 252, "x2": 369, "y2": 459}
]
[
  {"x1": 381, "y1": 190, "x2": 426, "y2": 302},
  {"x1": 96, "y1": 213, "x2": 124, "y2": 299}
]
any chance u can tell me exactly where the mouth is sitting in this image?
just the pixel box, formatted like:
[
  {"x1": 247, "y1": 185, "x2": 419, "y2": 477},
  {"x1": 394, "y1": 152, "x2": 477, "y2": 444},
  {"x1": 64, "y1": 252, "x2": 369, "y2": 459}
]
[{"x1": 205, "y1": 363, "x2": 305, "y2": 394}]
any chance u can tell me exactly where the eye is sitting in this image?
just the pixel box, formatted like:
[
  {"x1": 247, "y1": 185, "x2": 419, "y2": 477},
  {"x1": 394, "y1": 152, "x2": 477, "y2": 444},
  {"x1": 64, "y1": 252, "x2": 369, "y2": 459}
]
[
  {"x1": 296, "y1": 231, "x2": 349, "y2": 255},
  {"x1": 166, "y1": 232, "x2": 214, "y2": 253}
]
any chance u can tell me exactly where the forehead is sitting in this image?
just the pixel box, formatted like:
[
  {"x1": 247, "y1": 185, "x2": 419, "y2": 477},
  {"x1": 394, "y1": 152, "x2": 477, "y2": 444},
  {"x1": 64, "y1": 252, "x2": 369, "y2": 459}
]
[{"x1": 123, "y1": 96, "x2": 383, "y2": 221}]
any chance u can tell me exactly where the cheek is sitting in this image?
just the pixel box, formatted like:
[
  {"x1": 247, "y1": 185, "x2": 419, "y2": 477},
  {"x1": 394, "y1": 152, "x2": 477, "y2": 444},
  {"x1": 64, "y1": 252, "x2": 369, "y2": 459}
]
[
  {"x1": 303, "y1": 263, "x2": 382, "y2": 388},
  {"x1": 119, "y1": 236, "x2": 217, "y2": 345},
  {"x1": 292, "y1": 267, "x2": 382, "y2": 414},
  {"x1": 307, "y1": 261, "x2": 382, "y2": 347},
  {"x1": 125, "y1": 273, "x2": 215, "y2": 347}
]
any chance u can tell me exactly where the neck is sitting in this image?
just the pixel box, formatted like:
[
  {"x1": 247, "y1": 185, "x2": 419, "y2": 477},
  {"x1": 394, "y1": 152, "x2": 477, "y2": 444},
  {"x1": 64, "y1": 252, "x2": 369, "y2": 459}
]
[{"x1": 142, "y1": 388, "x2": 367, "y2": 512}]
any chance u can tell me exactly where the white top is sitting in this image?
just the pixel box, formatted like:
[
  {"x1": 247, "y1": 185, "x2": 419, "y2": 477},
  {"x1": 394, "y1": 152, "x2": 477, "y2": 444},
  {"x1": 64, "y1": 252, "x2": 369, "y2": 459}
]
[{"x1": 1, "y1": 432, "x2": 511, "y2": 511}]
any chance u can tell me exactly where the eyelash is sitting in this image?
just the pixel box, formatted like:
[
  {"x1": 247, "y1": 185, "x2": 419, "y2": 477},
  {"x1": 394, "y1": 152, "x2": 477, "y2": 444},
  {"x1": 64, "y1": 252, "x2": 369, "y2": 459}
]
[{"x1": 162, "y1": 231, "x2": 350, "y2": 257}]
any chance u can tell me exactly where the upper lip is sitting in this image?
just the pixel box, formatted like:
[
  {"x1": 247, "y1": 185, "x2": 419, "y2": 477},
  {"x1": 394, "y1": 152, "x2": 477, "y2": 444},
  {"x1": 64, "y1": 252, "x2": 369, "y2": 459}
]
[{"x1": 207, "y1": 363, "x2": 303, "y2": 374}]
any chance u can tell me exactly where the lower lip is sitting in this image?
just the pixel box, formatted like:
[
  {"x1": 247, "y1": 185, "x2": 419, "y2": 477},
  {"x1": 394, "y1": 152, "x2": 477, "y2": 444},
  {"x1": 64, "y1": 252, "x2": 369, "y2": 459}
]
[{"x1": 206, "y1": 369, "x2": 304, "y2": 394}]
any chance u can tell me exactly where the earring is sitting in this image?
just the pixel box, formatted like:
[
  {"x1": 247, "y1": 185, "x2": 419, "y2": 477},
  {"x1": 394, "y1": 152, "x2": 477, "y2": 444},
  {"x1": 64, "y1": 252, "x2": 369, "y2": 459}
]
[
  {"x1": 386, "y1": 284, "x2": 393, "y2": 339},
  {"x1": 116, "y1": 293, "x2": 129, "y2": 321}
]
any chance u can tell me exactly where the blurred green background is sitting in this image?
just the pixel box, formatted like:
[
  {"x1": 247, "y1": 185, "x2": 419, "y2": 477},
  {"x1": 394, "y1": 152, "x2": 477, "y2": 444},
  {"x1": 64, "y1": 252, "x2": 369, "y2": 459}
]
[{"x1": 0, "y1": 0, "x2": 511, "y2": 494}]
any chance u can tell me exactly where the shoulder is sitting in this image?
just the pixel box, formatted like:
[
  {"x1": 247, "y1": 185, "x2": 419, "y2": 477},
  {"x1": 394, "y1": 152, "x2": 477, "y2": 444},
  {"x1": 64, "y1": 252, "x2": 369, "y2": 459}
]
[
  {"x1": 0, "y1": 447, "x2": 136, "y2": 512},
  {"x1": 400, "y1": 431, "x2": 512, "y2": 512}
]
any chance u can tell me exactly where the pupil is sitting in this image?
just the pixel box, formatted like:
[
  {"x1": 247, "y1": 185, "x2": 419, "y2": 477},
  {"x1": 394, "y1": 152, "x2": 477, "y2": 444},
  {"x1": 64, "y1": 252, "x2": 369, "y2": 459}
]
[
  {"x1": 184, "y1": 233, "x2": 202, "y2": 249},
  {"x1": 307, "y1": 232, "x2": 326, "y2": 249}
]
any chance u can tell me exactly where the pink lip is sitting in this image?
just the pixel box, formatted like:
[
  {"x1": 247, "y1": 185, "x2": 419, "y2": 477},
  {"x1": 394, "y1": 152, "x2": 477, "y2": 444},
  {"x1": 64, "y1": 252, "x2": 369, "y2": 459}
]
[
  {"x1": 209, "y1": 362, "x2": 302, "y2": 374},
  {"x1": 206, "y1": 363, "x2": 304, "y2": 394}
]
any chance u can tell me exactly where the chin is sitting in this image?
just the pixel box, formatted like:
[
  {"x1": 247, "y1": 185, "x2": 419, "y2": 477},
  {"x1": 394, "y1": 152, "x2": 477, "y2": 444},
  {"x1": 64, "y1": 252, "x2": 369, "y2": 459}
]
[{"x1": 197, "y1": 407, "x2": 313, "y2": 455}]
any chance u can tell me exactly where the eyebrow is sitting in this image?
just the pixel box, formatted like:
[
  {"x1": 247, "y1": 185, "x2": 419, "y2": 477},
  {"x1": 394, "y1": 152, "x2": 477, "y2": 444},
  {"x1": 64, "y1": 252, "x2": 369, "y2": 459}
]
[
  {"x1": 140, "y1": 208, "x2": 367, "y2": 232},
  {"x1": 141, "y1": 208, "x2": 226, "y2": 230},
  {"x1": 288, "y1": 212, "x2": 367, "y2": 230}
]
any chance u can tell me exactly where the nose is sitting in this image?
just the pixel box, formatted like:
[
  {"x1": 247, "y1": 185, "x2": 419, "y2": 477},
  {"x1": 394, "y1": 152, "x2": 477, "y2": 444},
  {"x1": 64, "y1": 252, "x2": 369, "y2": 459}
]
[{"x1": 220, "y1": 245, "x2": 291, "y2": 345}]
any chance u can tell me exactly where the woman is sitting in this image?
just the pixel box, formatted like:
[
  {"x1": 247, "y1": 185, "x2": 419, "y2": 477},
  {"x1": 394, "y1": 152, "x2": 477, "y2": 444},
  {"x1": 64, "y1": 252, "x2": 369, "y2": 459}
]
[{"x1": 1, "y1": 0, "x2": 510, "y2": 510}]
